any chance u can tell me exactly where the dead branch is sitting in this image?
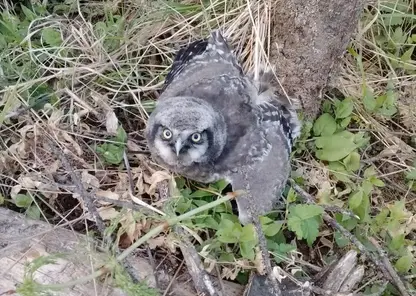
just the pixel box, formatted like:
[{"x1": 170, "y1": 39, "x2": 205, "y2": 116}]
[
  {"x1": 369, "y1": 238, "x2": 411, "y2": 296},
  {"x1": 47, "y1": 138, "x2": 107, "y2": 237},
  {"x1": 289, "y1": 179, "x2": 411, "y2": 296},
  {"x1": 47, "y1": 136, "x2": 144, "y2": 284},
  {"x1": 154, "y1": 177, "x2": 223, "y2": 296}
]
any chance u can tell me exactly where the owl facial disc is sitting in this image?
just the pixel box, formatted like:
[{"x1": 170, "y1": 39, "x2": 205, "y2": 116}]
[{"x1": 145, "y1": 96, "x2": 227, "y2": 169}]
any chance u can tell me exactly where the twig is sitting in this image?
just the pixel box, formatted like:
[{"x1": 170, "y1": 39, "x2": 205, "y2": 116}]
[
  {"x1": 367, "y1": 282, "x2": 389, "y2": 296},
  {"x1": 162, "y1": 259, "x2": 185, "y2": 296},
  {"x1": 47, "y1": 139, "x2": 107, "y2": 240},
  {"x1": 322, "y1": 205, "x2": 360, "y2": 220},
  {"x1": 157, "y1": 178, "x2": 222, "y2": 296},
  {"x1": 215, "y1": 265, "x2": 226, "y2": 295},
  {"x1": 369, "y1": 238, "x2": 410, "y2": 296},
  {"x1": 305, "y1": 283, "x2": 354, "y2": 296},
  {"x1": 147, "y1": 246, "x2": 161, "y2": 289},
  {"x1": 289, "y1": 179, "x2": 411, "y2": 296},
  {"x1": 289, "y1": 180, "x2": 359, "y2": 219},
  {"x1": 95, "y1": 195, "x2": 154, "y2": 214},
  {"x1": 252, "y1": 216, "x2": 282, "y2": 296},
  {"x1": 49, "y1": 137, "x2": 143, "y2": 284},
  {"x1": 175, "y1": 226, "x2": 222, "y2": 296}
]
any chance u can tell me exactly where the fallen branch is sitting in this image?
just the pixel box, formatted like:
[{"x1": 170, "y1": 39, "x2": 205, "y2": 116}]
[
  {"x1": 47, "y1": 139, "x2": 107, "y2": 238},
  {"x1": 155, "y1": 177, "x2": 223, "y2": 296},
  {"x1": 174, "y1": 226, "x2": 222, "y2": 296},
  {"x1": 289, "y1": 179, "x2": 411, "y2": 296},
  {"x1": 369, "y1": 238, "x2": 411, "y2": 296}
]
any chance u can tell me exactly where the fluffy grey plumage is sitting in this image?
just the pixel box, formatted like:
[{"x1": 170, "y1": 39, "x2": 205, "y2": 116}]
[{"x1": 145, "y1": 30, "x2": 300, "y2": 225}]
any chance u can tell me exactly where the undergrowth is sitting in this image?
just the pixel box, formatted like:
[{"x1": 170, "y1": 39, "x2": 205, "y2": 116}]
[{"x1": 0, "y1": 0, "x2": 415, "y2": 295}]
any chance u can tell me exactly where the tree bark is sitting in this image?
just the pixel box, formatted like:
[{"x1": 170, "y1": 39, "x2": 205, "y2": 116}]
[{"x1": 270, "y1": 0, "x2": 365, "y2": 118}]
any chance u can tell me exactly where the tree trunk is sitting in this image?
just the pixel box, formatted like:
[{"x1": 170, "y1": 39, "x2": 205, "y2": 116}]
[{"x1": 270, "y1": 0, "x2": 365, "y2": 118}]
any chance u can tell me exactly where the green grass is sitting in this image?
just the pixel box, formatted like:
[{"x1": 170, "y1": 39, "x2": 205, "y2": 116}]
[{"x1": 0, "y1": 0, "x2": 415, "y2": 295}]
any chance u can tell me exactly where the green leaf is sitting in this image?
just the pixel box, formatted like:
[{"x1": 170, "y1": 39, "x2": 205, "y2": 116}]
[
  {"x1": 96, "y1": 143, "x2": 125, "y2": 164},
  {"x1": 175, "y1": 197, "x2": 192, "y2": 214},
  {"x1": 276, "y1": 243, "x2": 296, "y2": 253},
  {"x1": 388, "y1": 234, "x2": 405, "y2": 252},
  {"x1": 335, "y1": 98, "x2": 354, "y2": 119},
  {"x1": 0, "y1": 193, "x2": 4, "y2": 205},
  {"x1": 313, "y1": 113, "x2": 337, "y2": 136},
  {"x1": 21, "y1": 5, "x2": 37, "y2": 21},
  {"x1": 406, "y1": 167, "x2": 416, "y2": 180},
  {"x1": 41, "y1": 28, "x2": 62, "y2": 46},
  {"x1": 115, "y1": 126, "x2": 128, "y2": 143},
  {"x1": 286, "y1": 187, "x2": 297, "y2": 203},
  {"x1": 287, "y1": 204, "x2": 323, "y2": 246},
  {"x1": 264, "y1": 221, "x2": 284, "y2": 237},
  {"x1": 370, "y1": 176, "x2": 385, "y2": 187},
  {"x1": 363, "y1": 85, "x2": 376, "y2": 111},
  {"x1": 190, "y1": 190, "x2": 213, "y2": 198},
  {"x1": 219, "y1": 252, "x2": 235, "y2": 262},
  {"x1": 220, "y1": 213, "x2": 240, "y2": 224},
  {"x1": 374, "y1": 208, "x2": 389, "y2": 226},
  {"x1": 354, "y1": 192, "x2": 370, "y2": 222},
  {"x1": 389, "y1": 200, "x2": 409, "y2": 221},
  {"x1": 392, "y1": 27, "x2": 406, "y2": 44},
  {"x1": 192, "y1": 199, "x2": 209, "y2": 207},
  {"x1": 202, "y1": 217, "x2": 219, "y2": 230},
  {"x1": 339, "y1": 116, "x2": 351, "y2": 128},
  {"x1": 315, "y1": 132, "x2": 357, "y2": 161},
  {"x1": 328, "y1": 162, "x2": 352, "y2": 183},
  {"x1": 175, "y1": 177, "x2": 186, "y2": 189},
  {"x1": 335, "y1": 213, "x2": 358, "y2": 231},
  {"x1": 362, "y1": 180, "x2": 373, "y2": 196},
  {"x1": 15, "y1": 194, "x2": 32, "y2": 208},
  {"x1": 400, "y1": 46, "x2": 414, "y2": 63},
  {"x1": 349, "y1": 190, "x2": 363, "y2": 210},
  {"x1": 364, "y1": 166, "x2": 377, "y2": 178},
  {"x1": 353, "y1": 132, "x2": 370, "y2": 148},
  {"x1": 343, "y1": 151, "x2": 360, "y2": 172},
  {"x1": 395, "y1": 255, "x2": 413, "y2": 273},
  {"x1": 212, "y1": 179, "x2": 229, "y2": 192},
  {"x1": 334, "y1": 231, "x2": 349, "y2": 247},
  {"x1": 240, "y1": 240, "x2": 256, "y2": 260},
  {"x1": 240, "y1": 224, "x2": 256, "y2": 242},
  {"x1": 260, "y1": 216, "x2": 273, "y2": 225},
  {"x1": 217, "y1": 219, "x2": 241, "y2": 243},
  {"x1": 26, "y1": 205, "x2": 41, "y2": 220}
]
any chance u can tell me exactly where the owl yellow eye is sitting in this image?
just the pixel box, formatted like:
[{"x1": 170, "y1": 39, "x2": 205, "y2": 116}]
[
  {"x1": 162, "y1": 128, "x2": 172, "y2": 140},
  {"x1": 191, "y1": 133, "x2": 202, "y2": 143}
]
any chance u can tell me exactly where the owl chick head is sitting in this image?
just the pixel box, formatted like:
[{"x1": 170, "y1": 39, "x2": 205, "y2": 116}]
[{"x1": 145, "y1": 97, "x2": 227, "y2": 168}]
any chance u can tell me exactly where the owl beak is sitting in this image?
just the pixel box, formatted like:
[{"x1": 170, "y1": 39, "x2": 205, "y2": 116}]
[{"x1": 174, "y1": 139, "x2": 183, "y2": 156}]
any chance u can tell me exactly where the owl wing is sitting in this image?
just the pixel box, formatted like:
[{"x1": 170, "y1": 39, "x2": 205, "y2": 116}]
[
  {"x1": 162, "y1": 38, "x2": 208, "y2": 91},
  {"x1": 161, "y1": 30, "x2": 243, "y2": 95},
  {"x1": 228, "y1": 72, "x2": 301, "y2": 224}
]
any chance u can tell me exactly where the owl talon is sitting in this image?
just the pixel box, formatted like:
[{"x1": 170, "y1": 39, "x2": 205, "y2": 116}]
[{"x1": 226, "y1": 190, "x2": 245, "y2": 199}]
